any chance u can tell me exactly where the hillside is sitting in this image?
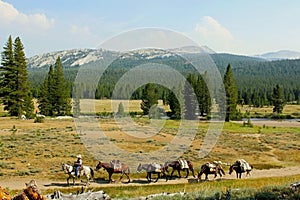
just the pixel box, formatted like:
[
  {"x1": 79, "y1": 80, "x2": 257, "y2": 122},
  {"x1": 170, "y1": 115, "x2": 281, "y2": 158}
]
[{"x1": 27, "y1": 48, "x2": 300, "y2": 104}]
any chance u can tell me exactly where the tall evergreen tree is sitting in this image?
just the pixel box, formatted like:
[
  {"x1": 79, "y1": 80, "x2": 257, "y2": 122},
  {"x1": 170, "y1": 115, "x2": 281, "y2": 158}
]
[
  {"x1": 168, "y1": 88, "x2": 181, "y2": 119},
  {"x1": 53, "y1": 57, "x2": 71, "y2": 115},
  {"x1": 195, "y1": 73, "x2": 211, "y2": 117},
  {"x1": 140, "y1": 83, "x2": 158, "y2": 116},
  {"x1": 13, "y1": 37, "x2": 34, "y2": 118},
  {"x1": 38, "y1": 65, "x2": 55, "y2": 116},
  {"x1": 0, "y1": 36, "x2": 33, "y2": 118},
  {"x1": 272, "y1": 84, "x2": 285, "y2": 114},
  {"x1": 223, "y1": 64, "x2": 238, "y2": 121},
  {"x1": 0, "y1": 36, "x2": 16, "y2": 115},
  {"x1": 184, "y1": 74, "x2": 198, "y2": 120}
]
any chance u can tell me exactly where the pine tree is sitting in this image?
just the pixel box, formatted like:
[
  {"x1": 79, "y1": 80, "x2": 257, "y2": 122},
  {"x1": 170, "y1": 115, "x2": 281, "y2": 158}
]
[
  {"x1": 53, "y1": 57, "x2": 71, "y2": 115},
  {"x1": 140, "y1": 83, "x2": 158, "y2": 116},
  {"x1": 0, "y1": 36, "x2": 16, "y2": 115},
  {"x1": 184, "y1": 74, "x2": 198, "y2": 120},
  {"x1": 223, "y1": 64, "x2": 238, "y2": 121},
  {"x1": 13, "y1": 37, "x2": 34, "y2": 118},
  {"x1": 38, "y1": 65, "x2": 55, "y2": 116},
  {"x1": 272, "y1": 84, "x2": 285, "y2": 114},
  {"x1": 0, "y1": 36, "x2": 33, "y2": 118},
  {"x1": 168, "y1": 88, "x2": 181, "y2": 119}
]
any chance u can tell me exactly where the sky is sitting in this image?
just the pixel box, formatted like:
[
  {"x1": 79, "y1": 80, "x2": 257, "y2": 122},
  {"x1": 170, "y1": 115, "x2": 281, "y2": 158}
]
[{"x1": 1, "y1": 0, "x2": 300, "y2": 57}]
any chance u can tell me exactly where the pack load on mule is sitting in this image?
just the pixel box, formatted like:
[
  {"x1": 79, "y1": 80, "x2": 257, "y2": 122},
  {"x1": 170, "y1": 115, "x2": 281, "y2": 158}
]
[
  {"x1": 137, "y1": 163, "x2": 167, "y2": 182},
  {"x1": 178, "y1": 159, "x2": 189, "y2": 169},
  {"x1": 197, "y1": 161, "x2": 225, "y2": 180},
  {"x1": 164, "y1": 160, "x2": 195, "y2": 179},
  {"x1": 236, "y1": 159, "x2": 252, "y2": 172},
  {"x1": 95, "y1": 160, "x2": 130, "y2": 183},
  {"x1": 229, "y1": 159, "x2": 253, "y2": 179}
]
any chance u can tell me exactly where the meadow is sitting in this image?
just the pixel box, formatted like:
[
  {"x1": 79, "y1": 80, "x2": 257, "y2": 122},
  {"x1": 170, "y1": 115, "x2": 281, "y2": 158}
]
[{"x1": 0, "y1": 100, "x2": 299, "y2": 198}]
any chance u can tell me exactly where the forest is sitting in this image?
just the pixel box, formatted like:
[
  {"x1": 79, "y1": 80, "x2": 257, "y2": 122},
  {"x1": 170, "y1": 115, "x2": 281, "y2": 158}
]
[{"x1": 28, "y1": 52, "x2": 300, "y2": 107}]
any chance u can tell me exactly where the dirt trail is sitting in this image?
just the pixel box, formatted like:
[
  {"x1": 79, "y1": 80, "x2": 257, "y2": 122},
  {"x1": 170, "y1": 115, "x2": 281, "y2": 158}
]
[{"x1": 0, "y1": 166, "x2": 299, "y2": 190}]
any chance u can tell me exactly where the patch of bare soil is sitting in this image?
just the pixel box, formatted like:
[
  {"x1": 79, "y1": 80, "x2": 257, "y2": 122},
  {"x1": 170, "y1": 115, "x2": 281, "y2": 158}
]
[{"x1": 1, "y1": 166, "x2": 300, "y2": 190}]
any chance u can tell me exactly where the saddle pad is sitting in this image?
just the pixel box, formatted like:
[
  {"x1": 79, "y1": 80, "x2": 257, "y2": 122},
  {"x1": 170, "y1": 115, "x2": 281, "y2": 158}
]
[{"x1": 178, "y1": 159, "x2": 188, "y2": 169}]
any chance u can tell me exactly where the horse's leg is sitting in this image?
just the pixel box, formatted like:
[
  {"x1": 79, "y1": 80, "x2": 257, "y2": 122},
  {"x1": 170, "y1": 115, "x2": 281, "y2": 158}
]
[
  {"x1": 67, "y1": 176, "x2": 70, "y2": 186},
  {"x1": 184, "y1": 169, "x2": 189, "y2": 178},
  {"x1": 177, "y1": 169, "x2": 181, "y2": 178},
  {"x1": 125, "y1": 172, "x2": 130, "y2": 183},
  {"x1": 154, "y1": 173, "x2": 159, "y2": 183},
  {"x1": 170, "y1": 169, "x2": 175, "y2": 179},
  {"x1": 108, "y1": 172, "x2": 113, "y2": 183},
  {"x1": 205, "y1": 173, "x2": 209, "y2": 180}
]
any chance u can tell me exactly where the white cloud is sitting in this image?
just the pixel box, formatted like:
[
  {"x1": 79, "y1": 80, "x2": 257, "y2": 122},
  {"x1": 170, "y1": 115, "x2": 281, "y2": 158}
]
[
  {"x1": 195, "y1": 16, "x2": 233, "y2": 41},
  {"x1": 0, "y1": 0, "x2": 54, "y2": 30},
  {"x1": 192, "y1": 16, "x2": 245, "y2": 53}
]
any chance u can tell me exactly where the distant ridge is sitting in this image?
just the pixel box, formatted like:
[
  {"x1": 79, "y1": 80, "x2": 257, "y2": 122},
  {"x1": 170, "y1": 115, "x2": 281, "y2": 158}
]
[{"x1": 256, "y1": 50, "x2": 300, "y2": 61}]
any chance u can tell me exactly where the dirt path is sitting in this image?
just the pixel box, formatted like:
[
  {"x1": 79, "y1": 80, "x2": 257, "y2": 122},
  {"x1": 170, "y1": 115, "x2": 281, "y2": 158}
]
[{"x1": 1, "y1": 166, "x2": 299, "y2": 190}]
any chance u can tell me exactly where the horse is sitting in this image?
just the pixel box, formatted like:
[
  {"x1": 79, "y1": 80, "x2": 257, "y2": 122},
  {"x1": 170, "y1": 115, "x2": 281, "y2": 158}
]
[
  {"x1": 197, "y1": 162, "x2": 225, "y2": 180},
  {"x1": 95, "y1": 161, "x2": 130, "y2": 183},
  {"x1": 164, "y1": 160, "x2": 195, "y2": 179},
  {"x1": 61, "y1": 163, "x2": 94, "y2": 186},
  {"x1": 229, "y1": 160, "x2": 253, "y2": 179},
  {"x1": 137, "y1": 163, "x2": 168, "y2": 182},
  {"x1": 12, "y1": 180, "x2": 46, "y2": 200}
]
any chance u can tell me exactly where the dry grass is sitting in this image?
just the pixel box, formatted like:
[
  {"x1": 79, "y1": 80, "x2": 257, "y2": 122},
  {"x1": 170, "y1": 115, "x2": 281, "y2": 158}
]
[{"x1": 0, "y1": 116, "x2": 299, "y2": 180}]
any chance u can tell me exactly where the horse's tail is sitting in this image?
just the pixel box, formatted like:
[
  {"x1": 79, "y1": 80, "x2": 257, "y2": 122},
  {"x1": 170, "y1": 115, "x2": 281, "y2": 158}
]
[{"x1": 90, "y1": 167, "x2": 94, "y2": 179}]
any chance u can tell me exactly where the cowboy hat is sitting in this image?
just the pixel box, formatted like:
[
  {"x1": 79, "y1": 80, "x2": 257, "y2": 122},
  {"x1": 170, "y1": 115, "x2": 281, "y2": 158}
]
[{"x1": 76, "y1": 154, "x2": 82, "y2": 159}]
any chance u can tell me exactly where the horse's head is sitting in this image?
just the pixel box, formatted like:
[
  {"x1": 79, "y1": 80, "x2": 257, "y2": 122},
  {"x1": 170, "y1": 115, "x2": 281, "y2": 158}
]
[
  {"x1": 229, "y1": 164, "x2": 235, "y2": 175},
  {"x1": 62, "y1": 163, "x2": 72, "y2": 173},
  {"x1": 95, "y1": 161, "x2": 102, "y2": 171}
]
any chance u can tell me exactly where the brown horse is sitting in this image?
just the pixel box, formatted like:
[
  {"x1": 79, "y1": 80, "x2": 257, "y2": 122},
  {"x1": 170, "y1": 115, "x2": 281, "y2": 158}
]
[
  {"x1": 197, "y1": 162, "x2": 225, "y2": 180},
  {"x1": 164, "y1": 160, "x2": 195, "y2": 179},
  {"x1": 229, "y1": 160, "x2": 253, "y2": 179},
  {"x1": 12, "y1": 180, "x2": 46, "y2": 200},
  {"x1": 95, "y1": 161, "x2": 130, "y2": 183}
]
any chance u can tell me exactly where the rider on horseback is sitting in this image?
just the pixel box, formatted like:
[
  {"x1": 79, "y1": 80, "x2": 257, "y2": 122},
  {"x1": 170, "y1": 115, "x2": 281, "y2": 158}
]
[{"x1": 74, "y1": 154, "x2": 82, "y2": 177}]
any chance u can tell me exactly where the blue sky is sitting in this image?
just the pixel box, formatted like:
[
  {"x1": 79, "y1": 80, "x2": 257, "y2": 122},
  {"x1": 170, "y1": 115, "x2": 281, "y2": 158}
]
[{"x1": 1, "y1": 0, "x2": 300, "y2": 57}]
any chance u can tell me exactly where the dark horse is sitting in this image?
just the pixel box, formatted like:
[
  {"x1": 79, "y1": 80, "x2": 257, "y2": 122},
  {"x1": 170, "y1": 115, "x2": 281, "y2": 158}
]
[
  {"x1": 95, "y1": 161, "x2": 130, "y2": 183},
  {"x1": 164, "y1": 160, "x2": 195, "y2": 179},
  {"x1": 198, "y1": 162, "x2": 225, "y2": 180},
  {"x1": 137, "y1": 163, "x2": 168, "y2": 183},
  {"x1": 229, "y1": 160, "x2": 253, "y2": 179}
]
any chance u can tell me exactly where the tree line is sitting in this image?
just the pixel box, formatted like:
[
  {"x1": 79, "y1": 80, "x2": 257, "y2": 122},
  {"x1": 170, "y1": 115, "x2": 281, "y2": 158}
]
[
  {"x1": 0, "y1": 36, "x2": 287, "y2": 119},
  {"x1": 0, "y1": 36, "x2": 70, "y2": 118}
]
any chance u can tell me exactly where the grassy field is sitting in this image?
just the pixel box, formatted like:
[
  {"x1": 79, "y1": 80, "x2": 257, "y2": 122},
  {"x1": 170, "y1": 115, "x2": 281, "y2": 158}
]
[{"x1": 0, "y1": 101, "x2": 299, "y2": 198}]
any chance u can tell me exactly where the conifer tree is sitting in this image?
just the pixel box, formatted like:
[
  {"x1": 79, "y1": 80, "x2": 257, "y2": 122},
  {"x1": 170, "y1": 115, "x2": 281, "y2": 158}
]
[
  {"x1": 223, "y1": 64, "x2": 238, "y2": 121},
  {"x1": 38, "y1": 65, "x2": 55, "y2": 116},
  {"x1": 272, "y1": 84, "x2": 285, "y2": 114},
  {"x1": 13, "y1": 37, "x2": 34, "y2": 118},
  {"x1": 140, "y1": 83, "x2": 158, "y2": 116},
  {"x1": 0, "y1": 36, "x2": 33, "y2": 118},
  {"x1": 0, "y1": 36, "x2": 15, "y2": 115},
  {"x1": 184, "y1": 74, "x2": 198, "y2": 120},
  {"x1": 53, "y1": 57, "x2": 71, "y2": 115}
]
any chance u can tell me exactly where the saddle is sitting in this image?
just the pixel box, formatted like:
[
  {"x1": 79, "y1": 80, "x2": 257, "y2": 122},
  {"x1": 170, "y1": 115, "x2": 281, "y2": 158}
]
[
  {"x1": 110, "y1": 160, "x2": 122, "y2": 170},
  {"x1": 178, "y1": 159, "x2": 188, "y2": 169},
  {"x1": 236, "y1": 159, "x2": 251, "y2": 171},
  {"x1": 148, "y1": 163, "x2": 162, "y2": 173}
]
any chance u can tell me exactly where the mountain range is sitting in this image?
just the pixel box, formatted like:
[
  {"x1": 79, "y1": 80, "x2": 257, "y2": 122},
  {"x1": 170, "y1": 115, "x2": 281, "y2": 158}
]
[{"x1": 27, "y1": 46, "x2": 300, "y2": 69}]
